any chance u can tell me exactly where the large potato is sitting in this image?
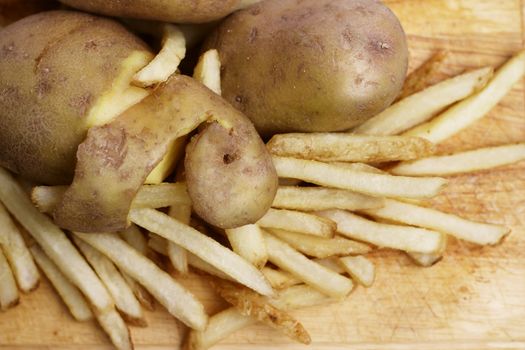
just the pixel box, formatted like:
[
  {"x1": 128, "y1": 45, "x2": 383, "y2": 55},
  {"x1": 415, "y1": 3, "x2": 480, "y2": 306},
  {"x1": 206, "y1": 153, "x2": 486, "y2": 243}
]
[
  {"x1": 59, "y1": 0, "x2": 260, "y2": 24},
  {"x1": 205, "y1": 0, "x2": 409, "y2": 136},
  {"x1": 0, "y1": 11, "x2": 152, "y2": 184}
]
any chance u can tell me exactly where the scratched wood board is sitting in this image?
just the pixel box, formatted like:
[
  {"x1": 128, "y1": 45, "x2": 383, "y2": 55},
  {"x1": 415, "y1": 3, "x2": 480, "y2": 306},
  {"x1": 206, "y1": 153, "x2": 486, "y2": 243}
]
[{"x1": 0, "y1": 0, "x2": 524, "y2": 349}]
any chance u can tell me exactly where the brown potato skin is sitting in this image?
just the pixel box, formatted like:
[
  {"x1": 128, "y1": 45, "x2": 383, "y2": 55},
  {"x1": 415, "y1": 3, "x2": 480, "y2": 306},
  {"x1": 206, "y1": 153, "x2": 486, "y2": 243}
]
[
  {"x1": 205, "y1": 0, "x2": 409, "y2": 137},
  {"x1": 0, "y1": 11, "x2": 150, "y2": 184},
  {"x1": 59, "y1": 0, "x2": 249, "y2": 23}
]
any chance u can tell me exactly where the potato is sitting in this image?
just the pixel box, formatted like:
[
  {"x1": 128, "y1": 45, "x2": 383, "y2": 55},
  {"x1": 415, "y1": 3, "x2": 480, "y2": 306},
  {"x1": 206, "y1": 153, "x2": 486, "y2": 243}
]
[
  {"x1": 205, "y1": 0, "x2": 408, "y2": 136},
  {"x1": 59, "y1": 0, "x2": 261, "y2": 24},
  {"x1": 0, "y1": 11, "x2": 153, "y2": 184}
]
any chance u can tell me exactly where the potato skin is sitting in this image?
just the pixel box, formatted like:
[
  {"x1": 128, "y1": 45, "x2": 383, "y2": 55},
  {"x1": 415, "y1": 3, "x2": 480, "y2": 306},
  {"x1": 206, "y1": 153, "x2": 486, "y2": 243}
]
[
  {"x1": 59, "y1": 0, "x2": 248, "y2": 23},
  {"x1": 205, "y1": 0, "x2": 409, "y2": 136},
  {"x1": 0, "y1": 11, "x2": 150, "y2": 184}
]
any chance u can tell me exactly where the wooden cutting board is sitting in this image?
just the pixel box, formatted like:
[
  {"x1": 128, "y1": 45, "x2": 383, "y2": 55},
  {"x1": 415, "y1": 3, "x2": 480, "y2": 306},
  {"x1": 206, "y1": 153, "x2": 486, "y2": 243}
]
[{"x1": 1, "y1": 0, "x2": 524, "y2": 349}]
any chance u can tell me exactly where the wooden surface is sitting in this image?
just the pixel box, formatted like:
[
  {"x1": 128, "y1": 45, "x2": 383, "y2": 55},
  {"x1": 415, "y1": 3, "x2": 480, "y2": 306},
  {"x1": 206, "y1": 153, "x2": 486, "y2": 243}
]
[{"x1": 1, "y1": 0, "x2": 525, "y2": 349}]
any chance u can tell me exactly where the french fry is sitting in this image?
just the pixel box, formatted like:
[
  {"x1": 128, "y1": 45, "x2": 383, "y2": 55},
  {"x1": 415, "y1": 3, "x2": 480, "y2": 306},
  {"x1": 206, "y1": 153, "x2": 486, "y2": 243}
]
[
  {"x1": 132, "y1": 24, "x2": 186, "y2": 87},
  {"x1": 95, "y1": 308, "x2": 133, "y2": 350},
  {"x1": 187, "y1": 253, "x2": 232, "y2": 281},
  {"x1": 272, "y1": 186, "x2": 384, "y2": 212},
  {"x1": 210, "y1": 278, "x2": 311, "y2": 344},
  {"x1": 30, "y1": 185, "x2": 66, "y2": 214},
  {"x1": 263, "y1": 232, "x2": 354, "y2": 298},
  {"x1": 331, "y1": 162, "x2": 386, "y2": 174},
  {"x1": 148, "y1": 234, "x2": 168, "y2": 256},
  {"x1": 338, "y1": 256, "x2": 375, "y2": 287},
  {"x1": 354, "y1": 67, "x2": 493, "y2": 135},
  {"x1": 407, "y1": 252, "x2": 443, "y2": 267},
  {"x1": 267, "y1": 134, "x2": 435, "y2": 162},
  {"x1": 225, "y1": 224, "x2": 268, "y2": 269},
  {"x1": 121, "y1": 273, "x2": 155, "y2": 311},
  {"x1": 404, "y1": 50, "x2": 525, "y2": 143},
  {"x1": 167, "y1": 205, "x2": 190, "y2": 274},
  {"x1": 73, "y1": 237, "x2": 146, "y2": 327},
  {"x1": 261, "y1": 267, "x2": 301, "y2": 289},
  {"x1": 390, "y1": 143, "x2": 525, "y2": 176},
  {"x1": 30, "y1": 245, "x2": 93, "y2": 321},
  {"x1": 257, "y1": 208, "x2": 336, "y2": 238},
  {"x1": 0, "y1": 248, "x2": 19, "y2": 311},
  {"x1": 361, "y1": 199, "x2": 509, "y2": 245},
  {"x1": 317, "y1": 210, "x2": 445, "y2": 254},
  {"x1": 313, "y1": 257, "x2": 345, "y2": 274},
  {"x1": 273, "y1": 156, "x2": 447, "y2": 199},
  {"x1": 0, "y1": 202, "x2": 39, "y2": 292},
  {"x1": 74, "y1": 232, "x2": 208, "y2": 330},
  {"x1": 268, "y1": 228, "x2": 371, "y2": 258},
  {"x1": 193, "y1": 49, "x2": 222, "y2": 95},
  {"x1": 130, "y1": 208, "x2": 273, "y2": 296},
  {"x1": 118, "y1": 225, "x2": 148, "y2": 256}
]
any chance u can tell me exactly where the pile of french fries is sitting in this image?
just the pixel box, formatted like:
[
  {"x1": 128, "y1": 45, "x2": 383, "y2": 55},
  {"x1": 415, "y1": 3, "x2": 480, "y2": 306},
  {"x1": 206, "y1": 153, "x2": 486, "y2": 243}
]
[{"x1": 0, "y1": 22, "x2": 524, "y2": 350}]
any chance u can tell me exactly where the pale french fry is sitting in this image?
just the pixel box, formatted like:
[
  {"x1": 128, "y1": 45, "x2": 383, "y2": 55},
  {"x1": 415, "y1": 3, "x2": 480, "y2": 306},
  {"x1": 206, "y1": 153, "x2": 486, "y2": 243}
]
[
  {"x1": 268, "y1": 228, "x2": 371, "y2": 258},
  {"x1": 210, "y1": 278, "x2": 311, "y2": 344},
  {"x1": 0, "y1": 248, "x2": 19, "y2": 311},
  {"x1": 167, "y1": 205, "x2": 190, "y2": 274},
  {"x1": 30, "y1": 245, "x2": 93, "y2": 321},
  {"x1": 73, "y1": 237, "x2": 146, "y2": 327},
  {"x1": 225, "y1": 224, "x2": 268, "y2": 269},
  {"x1": 0, "y1": 168, "x2": 113, "y2": 312},
  {"x1": 95, "y1": 308, "x2": 133, "y2": 350},
  {"x1": 279, "y1": 178, "x2": 303, "y2": 186},
  {"x1": 261, "y1": 267, "x2": 301, "y2": 289},
  {"x1": 361, "y1": 199, "x2": 509, "y2": 245},
  {"x1": 338, "y1": 256, "x2": 375, "y2": 287},
  {"x1": 404, "y1": 50, "x2": 525, "y2": 143},
  {"x1": 391, "y1": 143, "x2": 525, "y2": 176},
  {"x1": 148, "y1": 234, "x2": 168, "y2": 256},
  {"x1": 118, "y1": 225, "x2": 148, "y2": 256},
  {"x1": 30, "y1": 185, "x2": 66, "y2": 214},
  {"x1": 318, "y1": 210, "x2": 445, "y2": 254},
  {"x1": 354, "y1": 67, "x2": 493, "y2": 135},
  {"x1": 193, "y1": 49, "x2": 222, "y2": 95},
  {"x1": 132, "y1": 24, "x2": 185, "y2": 87},
  {"x1": 74, "y1": 232, "x2": 208, "y2": 330},
  {"x1": 270, "y1": 284, "x2": 335, "y2": 309},
  {"x1": 407, "y1": 252, "x2": 443, "y2": 267},
  {"x1": 268, "y1": 134, "x2": 435, "y2": 162},
  {"x1": 272, "y1": 186, "x2": 384, "y2": 212},
  {"x1": 0, "y1": 202, "x2": 39, "y2": 292},
  {"x1": 263, "y1": 232, "x2": 353, "y2": 298},
  {"x1": 257, "y1": 208, "x2": 336, "y2": 238},
  {"x1": 187, "y1": 253, "x2": 232, "y2": 281},
  {"x1": 330, "y1": 162, "x2": 386, "y2": 174},
  {"x1": 130, "y1": 208, "x2": 273, "y2": 296},
  {"x1": 273, "y1": 156, "x2": 447, "y2": 199},
  {"x1": 313, "y1": 257, "x2": 345, "y2": 274},
  {"x1": 121, "y1": 273, "x2": 155, "y2": 311}
]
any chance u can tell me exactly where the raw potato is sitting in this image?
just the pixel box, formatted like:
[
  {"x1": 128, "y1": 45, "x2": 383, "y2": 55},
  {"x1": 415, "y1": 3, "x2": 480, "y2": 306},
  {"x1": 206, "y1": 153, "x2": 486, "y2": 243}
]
[
  {"x1": 0, "y1": 11, "x2": 152, "y2": 185},
  {"x1": 206, "y1": 0, "x2": 408, "y2": 136}
]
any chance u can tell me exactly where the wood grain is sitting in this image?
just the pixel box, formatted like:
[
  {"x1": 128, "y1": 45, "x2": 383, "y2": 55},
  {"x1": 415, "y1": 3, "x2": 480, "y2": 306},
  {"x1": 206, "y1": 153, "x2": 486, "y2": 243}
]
[{"x1": 1, "y1": 0, "x2": 524, "y2": 349}]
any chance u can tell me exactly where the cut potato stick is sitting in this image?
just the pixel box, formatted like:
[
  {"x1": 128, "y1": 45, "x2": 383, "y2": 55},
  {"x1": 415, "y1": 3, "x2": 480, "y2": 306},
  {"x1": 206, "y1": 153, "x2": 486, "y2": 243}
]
[
  {"x1": 408, "y1": 252, "x2": 443, "y2": 267},
  {"x1": 118, "y1": 225, "x2": 148, "y2": 256},
  {"x1": 74, "y1": 232, "x2": 207, "y2": 330},
  {"x1": 268, "y1": 134, "x2": 435, "y2": 162},
  {"x1": 318, "y1": 210, "x2": 445, "y2": 254},
  {"x1": 225, "y1": 225, "x2": 268, "y2": 269},
  {"x1": 257, "y1": 208, "x2": 336, "y2": 238},
  {"x1": 361, "y1": 199, "x2": 508, "y2": 245},
  {"x1": 0, "y1": 202, "x2": 39, "y2": 292},
  {"x1": 331, "y1": 162, "x2": 386, "y2": 174},
  {"x1": 268, "y1": 228, "x2": 371, "y2": 258},
  {"x1": 95, "y1": 308, "x2": 133, "y2": 350},
  {"x1": 148, "y1": 234, "x2": 168, "y2": 256},
  {"x1": 187, "y1": 253, "x2": 232, "y2": 281},
  {"x1": 391, "y1": 143, "x2": 525, "y2": 176},
  {"x1": 314, "y1": 257, "x2": 345, "y2": 274},
  {"x1": 73, "y1": 237, "x2": 146, "y2": 327},
  {"x1": 121, "y1": 273, "x2": 155, "y2": 311},
  {"x1": 133, "y1": 24, "x2": 185, "y2": 87},
  {"x1": 404, "y1": 50, "x2": 525, "y2": 143},
  {"x1": 273, "y1": 186, "x2": 384, "y2": 212},
  {"x1": 167, "y1": 205, "x2": 191, "y2": 274},
  {"x1": 338, "y1": 256, "x2": 375, "y2": 287},
  {"x1": 263, "y1": 232, "x2": 353, "y2": 298},
  {"x1": 130, "y1": 208, "x2": 273, "y2": 296},
  {"x1": 210, "y1": 278, "x2": 311, "y2": 344},
  {"x1": 273, "y1": 156, "x2": 447, "y2": 199},
  {"x1": 261, "y1": 267, "x2": 301, "y2": 289},
  {"x1": 30, "y1": 185, "x2": 66, "y2": 214},
  {"x1": 193, "y1": 49, "x2": 222, "y2": 95},
  {"x1": 0, "y1": 248, "x2": 19, "y2": 311},
  {"x1": 355, "y1": 67, "x2": 493, "y2": 135},
  {"x1": 0, "y1": 168, "x2": 113, "y2": 312},
  {"x1": 30, "y1": 245, "x2": 93, "y2": 321}
]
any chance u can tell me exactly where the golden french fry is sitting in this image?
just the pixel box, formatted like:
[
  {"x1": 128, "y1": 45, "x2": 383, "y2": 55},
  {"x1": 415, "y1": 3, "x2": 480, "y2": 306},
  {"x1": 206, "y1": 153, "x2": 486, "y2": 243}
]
[
  {"x1": 74, "y1": 232, "x2": 208, "y2": 330},
  {"x1": 407, "y1": 252, "x2": 443, "y2": 267},
  {"x1": 318, "y1": 210, "x2": 445, "y2": 254},
  {"x1": 30, "y1": 245, "x2": 93, "y2": 321},
  {"x1": 95, "y1": 308, "x2": 133, "y2": 350},
  {"x1": 225, "y1": 224, "x2": 268, "y2": 269},
  {"x1": 338, "y1": 256, "x2": 375, "y2": 287},
  {"x1": 273, "y1": 156, "x2": 447, "y2": 199},
  {"x1": 261, "y1": 267, "x2": 301, "y2": 289},
  {"x1": 268, "y1": 228, "x2": 371, "y2": 258},
  {"x1": 391, "y1": 143, "x2": 525, "y2": 176},
  {"x1": 267, "y1": 133, "x2": 435, "y2": 162},
  {"x1": 0, "y1": 202, "x2": 39, "y2": 292},
  {"x1": 0, "y1": 248, "x2": 19, "y2": 311},
  {"x1": 121, "y1": 273, "x2": 155, "y2": 311},
  {"x1": 404, "y1": 50, "x2": 525, "y2": 143},
  {"x1": 355, "y1": 67, "x2": 493, "y2": 135},
  {"x1": 272, "y1": 186, "x2": 384, "y2": 212},
  {"x1": 361, "y1": 199, "x2": 508, "y2": 245},
  {"x1": 257, "y1": 208, "x2": 336, "y2": 238},
  {"x1": 167, "y1": 205, "x2": 191, "y2": 274},
  {"x1": 193, "y1": 49, "x2": 222, "y2": 95}
]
